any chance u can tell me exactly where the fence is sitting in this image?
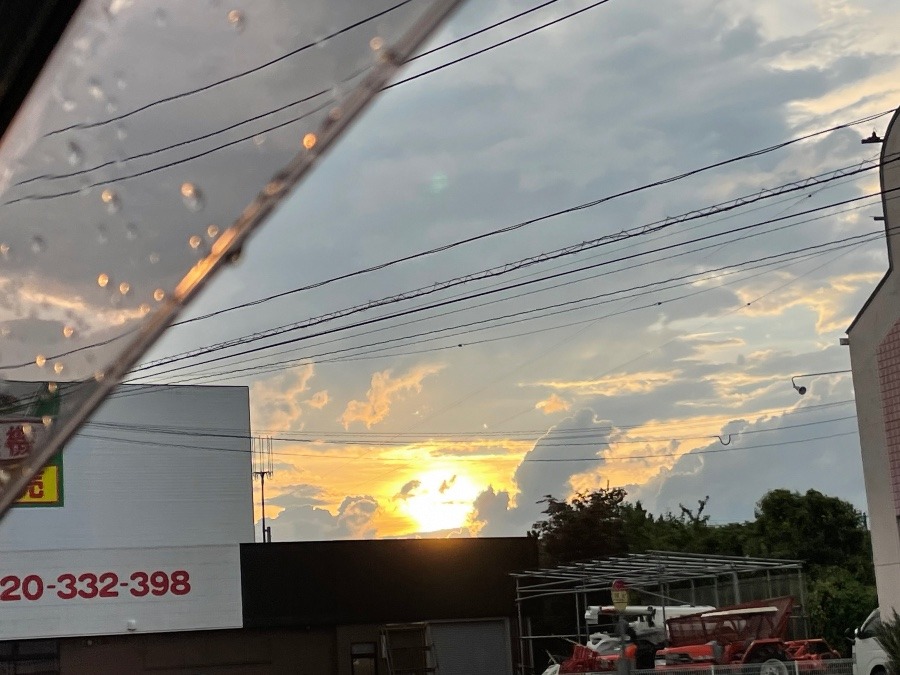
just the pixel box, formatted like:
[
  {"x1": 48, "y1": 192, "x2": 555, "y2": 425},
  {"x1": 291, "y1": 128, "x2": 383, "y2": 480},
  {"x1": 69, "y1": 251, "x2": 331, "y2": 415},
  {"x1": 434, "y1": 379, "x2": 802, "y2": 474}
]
[{"x1": 630, "y1": 659, "x2": 855, "y2": 675}]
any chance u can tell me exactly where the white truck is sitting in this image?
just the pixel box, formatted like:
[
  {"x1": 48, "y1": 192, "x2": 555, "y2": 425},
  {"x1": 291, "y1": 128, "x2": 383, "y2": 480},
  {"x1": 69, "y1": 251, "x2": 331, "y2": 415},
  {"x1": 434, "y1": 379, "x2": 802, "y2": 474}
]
[{"x1": 853, "y1": 608, "x2": 888, "y2": 675}]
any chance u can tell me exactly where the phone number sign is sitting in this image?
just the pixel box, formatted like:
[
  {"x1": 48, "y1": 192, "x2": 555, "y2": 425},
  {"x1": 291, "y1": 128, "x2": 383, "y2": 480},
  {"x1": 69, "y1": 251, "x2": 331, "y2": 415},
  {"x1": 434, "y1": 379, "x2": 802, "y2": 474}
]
[{"x1": 0, "y1": 546, "x2": 242, "y2": 639}]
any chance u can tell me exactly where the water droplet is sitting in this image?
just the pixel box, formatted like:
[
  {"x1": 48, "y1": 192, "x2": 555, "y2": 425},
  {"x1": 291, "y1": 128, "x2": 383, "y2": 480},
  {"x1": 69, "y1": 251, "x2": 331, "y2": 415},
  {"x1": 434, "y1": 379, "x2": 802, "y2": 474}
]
[
  {"x1": 264, "y1": 179, "x2": 285, "y2": 197},
  {"x1": 105, "y1": 97, "x2": 119, "y2": 114},
  {"x1": 118, "y1": 282, "x2": 130, "y2": 295},
  {"x1": 252, "y1": 134, "x2": 266, "y2": 147},
  {"x1": 53, "y1": 362, "x2": 64, "y2": 374},
  {"x1": 125, "y1": 222, "x2": 138, "y2": 240},
  {"x1": 0, "y1": 243, "x2": 9, "y2": 258},
  {"x1": 154, "y1": 8, "x2": 167, "y2": 26},
  {"x1": 328, "y1": 107, "x2": 343, "y2": 122},
  {"x1": 180, "y1": 182, "x2": 204, "y2": 211},
  {"x1": 42, "y1": 415, "x2": 53, "y2": 427},
  {"x1": 62, "y1": 98, "x2": 76, "y2": 112},
  {"x1": 115, "y1": 124, "x2": 127, "y2": 141},
  {"x1": 87, "y1": 78, "x2": 105, "y2": 101},
  {"x1": 114, "y1": 71, "x2": 127, "y2": 90},
  {"x1": 97, "y1": 273, "x2": 110, "y2": 288},
  {"x1": 139, "y1": 304, "x2": 151, "y2": 315},
  {"x1": 189, "y1": 235, "x2": 202, "y2": 249},
  {"x1": 63, "y1": 325, "x2": 75, "y2": 338},
  {"x1": 302, "y1": 133, "x2": 317, "y2": 150},
  {"x1": 35, "y1": 355, "x2": 46, "y2": 368},
  {"x1": 94, "y1": 371, "x2": 106, "y2": 382},
  {"x1": 66, "y1": 141, "x2": 84, "y2": 166},
  {"x1": 370, "y1": 36, "x2": 384, "y2": 51},
  {"x1": 96, "y1": 224, "x2": 109, "y2": 243},
  {"x1": 227, "y1": 9, "x2": 245, "y2": 31},
  {"x1": 30, "y1": 236, "x2": 46, "y2": 254},
  {"x1": 153, "y1": 288, "x2": 165, "y2": 302},
  {"x1": 101, "y1": 188, "x2": 120, "y2": 213},
  {"x1": 206, "y1": 224, "x2": 219, "y2": 238},
  {"x1": 22, "y1": 424, "x2": 33, "y2": 439},
  {"x1": 47, "y1": 382, "x2": 58, "y2": 393},
  {"x1": 148, "y1": 252, "x2": 160, "y2": 264}
]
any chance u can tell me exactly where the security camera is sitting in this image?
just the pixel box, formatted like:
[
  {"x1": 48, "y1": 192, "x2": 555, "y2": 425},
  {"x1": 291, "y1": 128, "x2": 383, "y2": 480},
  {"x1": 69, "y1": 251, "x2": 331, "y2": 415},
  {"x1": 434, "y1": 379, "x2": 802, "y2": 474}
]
[{"x1": 793, "y1": 384, "x2": 807, "y2": 396}]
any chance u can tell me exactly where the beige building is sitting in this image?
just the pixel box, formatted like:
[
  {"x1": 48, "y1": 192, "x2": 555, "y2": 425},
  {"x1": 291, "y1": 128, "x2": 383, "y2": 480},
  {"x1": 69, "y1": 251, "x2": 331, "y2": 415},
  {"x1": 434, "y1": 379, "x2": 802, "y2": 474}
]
[{"x1": 848, "y1": 105, "x2": 900, "y2": 614}]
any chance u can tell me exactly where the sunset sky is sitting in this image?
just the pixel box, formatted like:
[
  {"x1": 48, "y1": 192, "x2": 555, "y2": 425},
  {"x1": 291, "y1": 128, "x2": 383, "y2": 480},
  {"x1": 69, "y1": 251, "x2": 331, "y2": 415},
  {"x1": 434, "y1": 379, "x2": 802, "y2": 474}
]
[{"x1": 131, "y1": 0, "x2": 900, "y2": 540}]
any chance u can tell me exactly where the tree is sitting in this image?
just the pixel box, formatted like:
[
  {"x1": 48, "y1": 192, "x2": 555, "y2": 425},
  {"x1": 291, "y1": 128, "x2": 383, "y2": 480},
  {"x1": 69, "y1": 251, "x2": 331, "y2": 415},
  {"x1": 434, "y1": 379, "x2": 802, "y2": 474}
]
[
  {"x1": 529, "y1": 488, "x2": 628, "y2": 565},
  {"x1": 875, "y1": 610, "x2": 900, "y2": 675}
]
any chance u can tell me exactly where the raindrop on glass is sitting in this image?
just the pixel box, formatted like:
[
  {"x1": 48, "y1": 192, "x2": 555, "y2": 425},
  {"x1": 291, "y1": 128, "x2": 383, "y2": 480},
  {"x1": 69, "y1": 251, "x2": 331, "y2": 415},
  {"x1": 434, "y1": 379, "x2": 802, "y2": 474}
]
[
  {"x1": 87, "y1": 78, "x2": 105, "y2": 101},
  {"x1": 97, "y1": 273, "x2": 110, "y2": 288},
  {"x1": 148, "y1": 252, "x2": 160, "y2": 264},
  {"x1": 189, "y1": 235, "x2": 202, "y2": 249},
  {"x1": 114, "y1": 71, "x2": 127, "y2": 90},
  {"x1": 105, "y1": 97, "x2": 119, "y2": 114},
  {"x1": 94, "y1": 371, "x2": 106, "y2": 382},
  {"x1": 207, "y1": 224, "x2": 220, "y2": 238},
  {"x1": 63, "y1": 325, "x2": 75, "y2": 338},
  {"x1": 153, "y1": 288, "x2": 165, "y2": 302},
  {"x1": 101, "y1": 188, "x2": 120, "y2": 213},
  {"x1": 53, "y1": 362, "x2": 64, "y2": 375},
  {"x1": 302, "y1": 133, "x2": 317, "y2": 150},
  {"x1": 369, "y1": 36, "x2": 384, "y2": 51},
  {"x1": 35, "y1": 355, "x2": 46, "y2": 368},
  {"x1": 180, "y1": 182, "x2": 204, "y2": 211},
  {"x1": 47, "y1": 382, "x2": 58, "y2": 393},
  {"x1": 139, "y1": 304, "x2": 151, "y2": 315},
  {"x1": 30, "y1": 236, "x2": 46, "y2": 254},
  {"x1": 227, "y1": 9, "x2": 245, "y2": 31},
  {"x1": 66, "y1": 141, "x2": 84, "y2": 167},
  {"x1": 115, "y1": 124, "x2": 127, "y2": 141},
  {"x1": 252, "y1": 134, "x2": 266, "y2": 147},
  {"x1": 42, "y1": 415, "x2": 53, "y2": 427},
  {"x1": 0, "y1": 243, "x2": 9, "y2": 258},
  {"x1": 96, "y1": 224, "x2": 109, "y2": 243},
  {"x1": 118, "y1": 282, "x2": 130, "y2": 295},
  {"x1": 125, "y1": 222, "x2": 138, "y2": 240}
]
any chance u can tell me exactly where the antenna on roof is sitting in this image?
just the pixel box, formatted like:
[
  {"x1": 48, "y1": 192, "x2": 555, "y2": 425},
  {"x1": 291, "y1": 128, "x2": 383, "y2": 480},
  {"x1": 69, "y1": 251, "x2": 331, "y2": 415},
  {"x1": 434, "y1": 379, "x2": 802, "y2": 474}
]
[{"x1": 252, "y1": 436, "x2": 274, "y2": 543}]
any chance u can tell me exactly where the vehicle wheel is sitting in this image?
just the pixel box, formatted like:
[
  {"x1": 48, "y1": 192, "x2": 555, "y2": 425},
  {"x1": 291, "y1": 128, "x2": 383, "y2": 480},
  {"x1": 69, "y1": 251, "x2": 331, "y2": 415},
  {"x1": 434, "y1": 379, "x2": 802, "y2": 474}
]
[{"x1": 759, "y1": 658, "x2": 789, "y2": 675}]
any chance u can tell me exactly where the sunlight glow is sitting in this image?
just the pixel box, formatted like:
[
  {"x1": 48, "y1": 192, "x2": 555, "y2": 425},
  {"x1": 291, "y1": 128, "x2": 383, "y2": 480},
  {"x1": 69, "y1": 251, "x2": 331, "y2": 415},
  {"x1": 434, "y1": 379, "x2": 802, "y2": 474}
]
[{"x1": 403, "y1": 470, "x2": 480, "y2": 532}]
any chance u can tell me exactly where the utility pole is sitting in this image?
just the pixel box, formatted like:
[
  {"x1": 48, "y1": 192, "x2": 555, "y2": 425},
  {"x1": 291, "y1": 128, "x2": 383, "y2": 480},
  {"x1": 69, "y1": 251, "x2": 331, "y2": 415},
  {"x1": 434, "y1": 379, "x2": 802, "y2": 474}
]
[{"x1": 252, "y1": 436, "x2": 274, "y2": 543}]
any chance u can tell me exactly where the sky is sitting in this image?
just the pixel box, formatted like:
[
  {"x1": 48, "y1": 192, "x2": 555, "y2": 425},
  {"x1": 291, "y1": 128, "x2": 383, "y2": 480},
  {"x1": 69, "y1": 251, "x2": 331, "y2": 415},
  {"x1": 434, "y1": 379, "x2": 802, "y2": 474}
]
[{"x1": 16, "y1": 0, "x2": 900, "y2": 540}]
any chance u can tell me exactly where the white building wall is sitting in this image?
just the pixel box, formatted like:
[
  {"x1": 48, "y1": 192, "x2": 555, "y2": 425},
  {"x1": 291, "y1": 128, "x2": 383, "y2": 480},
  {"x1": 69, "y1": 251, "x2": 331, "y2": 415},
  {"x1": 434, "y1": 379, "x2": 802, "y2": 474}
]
[
  {"x1": 849, "y1": 106, "x2": 900, "y2": 616},
  {"x1": 0, "y1": 383, "x2": 253, "y2": 550},
  {"x1": 0, "y1": 383, "x2": 252, "y2": 639}
]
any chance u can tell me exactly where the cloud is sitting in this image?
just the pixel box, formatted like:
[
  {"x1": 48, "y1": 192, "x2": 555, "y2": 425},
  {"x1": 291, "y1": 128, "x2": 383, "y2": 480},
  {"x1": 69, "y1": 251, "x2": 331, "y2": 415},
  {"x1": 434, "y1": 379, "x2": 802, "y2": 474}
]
[
  {"x1": 268, "y1": 494, "x2": 381, "y2": 541},
  {"x1": 438, "y1": 475, "x2": 457, "y2": 494},
  {"x1": 470, "y1": 409, "x2": 614, "y2": 536},
  {"x1": 250, "y1": 364, "x2": 316, "y2": 430},
  {"x1": 528, "y1": 371, "x2": 677, "y2": 397},
  {"x1": 393, "y1": 479, "x2": 421, "y2": 501},
  {"x1": 536, "y1": 393, "x2": 571, "y2": 414},
  {"x1": 340, "y1": 364, "x2": 444, "y2": 429},
  {"x1": 306, "y1": 390, "x2": 329, "y2": 409}
]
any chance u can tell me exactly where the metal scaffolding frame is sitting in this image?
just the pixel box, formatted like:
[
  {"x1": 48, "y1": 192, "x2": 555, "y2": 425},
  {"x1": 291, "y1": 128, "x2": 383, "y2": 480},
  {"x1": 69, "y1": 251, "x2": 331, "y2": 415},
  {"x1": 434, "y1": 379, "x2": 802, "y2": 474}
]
[{"x1": 512, "y1": 550, "x2": 805, "y2": 675}]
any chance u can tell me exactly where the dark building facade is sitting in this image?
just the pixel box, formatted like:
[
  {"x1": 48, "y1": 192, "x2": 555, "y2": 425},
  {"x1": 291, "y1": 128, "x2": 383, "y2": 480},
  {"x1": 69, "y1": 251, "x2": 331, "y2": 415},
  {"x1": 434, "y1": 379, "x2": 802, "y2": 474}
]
[{"x1": 44, "y1": 537, "x2": 538, "y2": 674}]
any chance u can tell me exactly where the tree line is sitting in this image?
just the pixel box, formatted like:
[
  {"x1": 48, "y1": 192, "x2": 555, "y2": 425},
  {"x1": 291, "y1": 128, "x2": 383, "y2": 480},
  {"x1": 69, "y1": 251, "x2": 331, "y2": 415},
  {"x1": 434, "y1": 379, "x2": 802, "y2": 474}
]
[{"x1": 528, "y1": 487, "x2": 877, "y2": 652}]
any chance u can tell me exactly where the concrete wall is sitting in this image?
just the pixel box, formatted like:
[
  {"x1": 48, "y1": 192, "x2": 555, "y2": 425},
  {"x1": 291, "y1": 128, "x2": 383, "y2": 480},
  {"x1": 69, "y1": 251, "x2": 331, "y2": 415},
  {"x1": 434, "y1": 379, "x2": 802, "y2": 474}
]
[{"x1": 848, "y1": 106, "x2": 900, "y2": 615}]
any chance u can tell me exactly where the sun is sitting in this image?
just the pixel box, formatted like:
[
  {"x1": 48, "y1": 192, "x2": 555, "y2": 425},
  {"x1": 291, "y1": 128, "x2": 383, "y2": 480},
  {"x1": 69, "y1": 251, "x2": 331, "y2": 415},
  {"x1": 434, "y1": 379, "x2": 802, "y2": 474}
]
[{"x1": 402, "y1": 470, "x2": 480, "y2": 533}]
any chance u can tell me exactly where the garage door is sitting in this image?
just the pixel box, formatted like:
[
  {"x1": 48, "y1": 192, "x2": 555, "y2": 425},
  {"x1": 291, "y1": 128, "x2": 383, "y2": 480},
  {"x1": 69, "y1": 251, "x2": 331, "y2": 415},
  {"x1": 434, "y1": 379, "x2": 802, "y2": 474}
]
[{"x1": 429, "y1": 620, "x2": 512, "y2": 675}]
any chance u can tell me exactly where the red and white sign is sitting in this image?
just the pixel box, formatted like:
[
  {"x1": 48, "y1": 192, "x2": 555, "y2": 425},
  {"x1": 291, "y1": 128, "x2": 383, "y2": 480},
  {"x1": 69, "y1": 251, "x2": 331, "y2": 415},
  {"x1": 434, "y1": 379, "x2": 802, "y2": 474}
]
[
  {"x1": 611, "y1": 579, "x2": 629, "y2": 612},
  {"x1": 0, "y1": 545, "x2": 242, "y2": 639}
]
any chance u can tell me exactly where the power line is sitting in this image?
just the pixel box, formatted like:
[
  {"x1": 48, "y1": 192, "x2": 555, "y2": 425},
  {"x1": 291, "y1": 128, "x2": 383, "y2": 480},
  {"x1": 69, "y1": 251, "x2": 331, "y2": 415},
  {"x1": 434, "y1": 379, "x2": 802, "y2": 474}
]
[
  {"x1": 125, "y1": 188, "x2": 892, "y2": 378},
  {"x1": 5, "y1": 130, "x2": 890, "y2": 372},
  {"x1": 136, "y1": 228, "x2": 884, "y2": 383},
  {"x1": 16, "y1": 0, "x2": 607, "y2": 195},
  {"x1": 44, "y1": 0, "x2": 418, "y2": 136}
]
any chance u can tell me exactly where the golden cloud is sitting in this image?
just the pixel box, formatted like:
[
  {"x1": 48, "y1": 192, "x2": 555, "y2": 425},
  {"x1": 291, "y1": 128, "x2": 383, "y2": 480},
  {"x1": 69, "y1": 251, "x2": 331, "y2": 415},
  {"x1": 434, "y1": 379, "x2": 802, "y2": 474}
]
[
  {"x1": 340, "y1": 363, "x2": 444, "y2": 429},
  {"x1": 306, "y1": 390, "x2": 329, "y2": 409},
  {"x1": 528, "y1": 370, "x2": 675, "y2": 396},
  {"x1": 535, "y1": 393, "x2": 572, "y2": 414},
  {"x1": 737, "y1": 271, "x2": 883, "y2": 333},
  {"x1": 250, "y1": 363, "x2": 316, "y2": 430}
]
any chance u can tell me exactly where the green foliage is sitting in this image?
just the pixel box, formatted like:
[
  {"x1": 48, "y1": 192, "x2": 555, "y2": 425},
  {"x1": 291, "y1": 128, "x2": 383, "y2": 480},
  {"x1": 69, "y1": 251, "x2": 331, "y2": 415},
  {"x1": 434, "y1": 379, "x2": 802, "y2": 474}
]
[
  {"x1": 874, "y1": 609, "x2": 900, "y2": 675},
  {"x1": 528, "y1": 486, "x2": 877, "y2": 653},
  {"x1": 528, "y1": 488, "x2": 628, "y2": 566},
  {"x1": 807, "y1": 566, "x2": 877, "y2": 656}
]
